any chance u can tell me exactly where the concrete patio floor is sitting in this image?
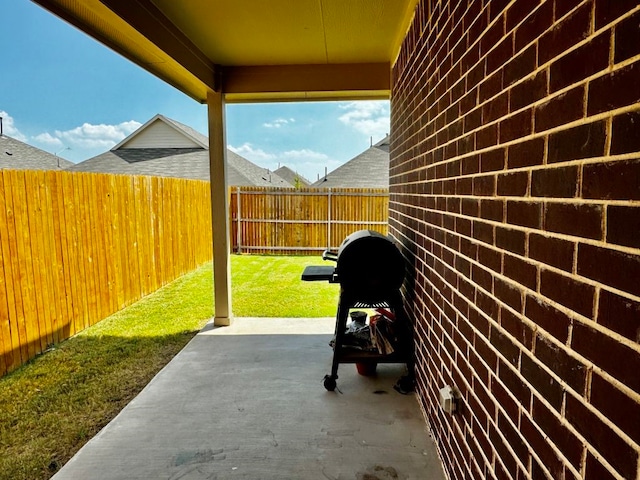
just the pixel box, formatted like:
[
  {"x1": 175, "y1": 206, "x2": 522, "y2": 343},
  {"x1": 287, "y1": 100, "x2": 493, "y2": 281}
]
[{"x1": 53, "y1": 318, "x2": 446, "y2": 480}]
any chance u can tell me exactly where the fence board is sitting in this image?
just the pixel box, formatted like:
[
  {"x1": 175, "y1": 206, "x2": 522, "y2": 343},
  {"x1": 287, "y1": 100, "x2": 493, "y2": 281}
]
[
  {"x1": 42, "y1": 172, "x2": 61, "y2": 344},
  {"x1": 1, "y1": 172, "x2": 23, "y2": 367},
  {"x1": 117, "y1": 175, "x2": 131, "y2": 310},
  {"x1": 92, "y1": 174, "x2": 107, "y2": 319},
  {"x1": 81, "y1": 174, "x2": 97, "y2": 327},
  {"x1": 91, "y1": 174, "x2": 105, "y2": 322},
  {"x1": 39, "y1": 172, "x2": 57, "y2": 345},
  {"x1": 10, "y1": 171, "x2": 40, "y2": 359},
  {"x1": 0, "y1": 174, "x2": 15, "y2": 371},
  {"x1": 27, "y1": 171, "x2": 51, "y2": 350},
  {"x1": 150, "y1": 177, "x2": 161, "y2": 291},
  {"x1": 50, "y1": 171, "x2": 73, "y2": 341},
  {"x1": 61, "y1": 173, "x2": 77, "y2": 333}
]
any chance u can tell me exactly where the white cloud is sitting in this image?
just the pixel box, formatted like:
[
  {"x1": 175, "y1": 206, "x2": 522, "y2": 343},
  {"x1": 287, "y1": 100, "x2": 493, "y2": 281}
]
[
  {"x1": 278, "y1": 150, "x2": 334, "y2": 182},
  {"x1": 229, "y1": 143, "x2": 334, "y2": 182},
  {"x1": 0, "y1": 113, "x2": 142, "y2": 156},
  {"x1": 262, "y1": 118, "x2": 295, "y2": 128},
  {"x1": 338, "y1": 101, "x2": 390, "y2": 139},
  {"x1": 53, "y1": 120, "x2": 141, "y2": 149},
  {"x1": 281, "y1": 149, "x2": 328, "y2": 160},
  {"x1": 32, "y1": 132, "x2": 63, "y2": 147},
  {"x1": 228, "y1": 142, "x2": 276, "y2": 161},
  {"x1": 0, "y1": 111, "x2": 27, "y2": 141}
]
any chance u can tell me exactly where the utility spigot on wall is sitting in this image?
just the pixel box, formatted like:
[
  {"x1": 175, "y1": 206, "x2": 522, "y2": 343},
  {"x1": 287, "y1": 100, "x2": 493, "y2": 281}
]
[{"x1": 439, "y1": 385, "x2": 458, "y2": 414}]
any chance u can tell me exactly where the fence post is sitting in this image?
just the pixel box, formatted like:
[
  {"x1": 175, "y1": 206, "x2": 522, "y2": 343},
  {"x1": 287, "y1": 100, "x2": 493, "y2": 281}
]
[
  {"x1": 327, "y1": 188, "x2": 332, "y2": 251},
  {"x1": 236, "y1": 186, "x2": 242, "y2": 254}
]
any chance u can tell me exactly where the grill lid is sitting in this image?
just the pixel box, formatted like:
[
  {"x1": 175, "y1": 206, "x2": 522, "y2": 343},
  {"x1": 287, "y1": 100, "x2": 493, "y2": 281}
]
[{"x1": 335, "y1": 230, "x2": 404, "y2": 296}]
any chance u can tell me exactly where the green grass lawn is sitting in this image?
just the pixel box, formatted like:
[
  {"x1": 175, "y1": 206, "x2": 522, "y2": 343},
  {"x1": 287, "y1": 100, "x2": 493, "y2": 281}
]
[
  {"x1": 232, "y1": 255, "x2": 339, "y2": 317},
  {"x1": 0, "y1": 255, "x2": 338, "y2": 480}
]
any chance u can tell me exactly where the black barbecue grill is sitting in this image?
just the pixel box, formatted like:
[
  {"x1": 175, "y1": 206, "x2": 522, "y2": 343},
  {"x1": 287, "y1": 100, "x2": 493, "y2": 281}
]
[{"x1": 302, "y1": 230, "x2": 414, "y2": 392}]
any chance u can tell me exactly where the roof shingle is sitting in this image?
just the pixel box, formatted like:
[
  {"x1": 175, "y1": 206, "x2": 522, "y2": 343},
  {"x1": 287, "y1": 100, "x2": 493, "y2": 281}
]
[
  {"x1": 0, "y1": 135, "x2": 73, "y2": 171},
  {"x1": 311, "y1": 136, "x2": 389, "y2": 188}
]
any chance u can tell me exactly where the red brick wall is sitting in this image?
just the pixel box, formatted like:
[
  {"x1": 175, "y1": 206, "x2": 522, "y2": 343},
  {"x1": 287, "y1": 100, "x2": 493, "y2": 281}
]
[{"x1": 389, "y1": 1, "x2": 640, "y2": 479}]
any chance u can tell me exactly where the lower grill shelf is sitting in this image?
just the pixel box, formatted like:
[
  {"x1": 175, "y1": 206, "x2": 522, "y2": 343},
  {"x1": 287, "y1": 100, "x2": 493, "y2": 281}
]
[{"x1": 335, "y1": 348, "x2": 407, "y2": 364}]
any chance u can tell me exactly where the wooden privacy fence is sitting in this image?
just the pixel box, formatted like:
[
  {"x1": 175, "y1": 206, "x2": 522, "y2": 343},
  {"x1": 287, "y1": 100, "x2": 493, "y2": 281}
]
[
  {"x1": 0, "y1": 177, "x2": 389, "y2": 376},
  {"x1": 0, "y1": 170, "x2": 213, "y2": 376},
  {"x1": 230, "y1": 187, "x2": 389, "y2": 254}
]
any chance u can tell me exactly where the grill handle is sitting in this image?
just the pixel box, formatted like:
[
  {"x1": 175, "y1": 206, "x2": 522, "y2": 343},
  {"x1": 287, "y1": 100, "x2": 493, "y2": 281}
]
[{"x1": 322, "y1": 249, "x2": 338, "y2": 262}]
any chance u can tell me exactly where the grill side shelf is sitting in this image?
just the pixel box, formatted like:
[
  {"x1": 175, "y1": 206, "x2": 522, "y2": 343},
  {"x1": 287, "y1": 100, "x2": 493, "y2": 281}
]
[{"x1": 301, "y1": 265, "x2": 337, "y2": 282}]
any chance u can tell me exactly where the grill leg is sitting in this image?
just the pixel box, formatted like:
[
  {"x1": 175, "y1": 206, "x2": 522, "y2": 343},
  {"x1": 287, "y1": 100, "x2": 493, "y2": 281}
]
[
  {"x1": 324, "y1": 291, "x2": 350, "y2": 391},
  {"x1": 390, "y1": 291, "x2": 415, "y2": 393}
]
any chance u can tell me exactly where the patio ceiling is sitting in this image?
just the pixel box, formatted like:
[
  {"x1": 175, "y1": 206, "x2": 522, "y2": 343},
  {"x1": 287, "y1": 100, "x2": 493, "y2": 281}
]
[{"x1": 32, "y1": 0, "x2": 419, "y2": 102}]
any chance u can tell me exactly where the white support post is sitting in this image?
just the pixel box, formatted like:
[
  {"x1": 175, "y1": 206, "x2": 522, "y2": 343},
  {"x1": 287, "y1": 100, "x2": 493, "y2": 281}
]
[
  {"x1": 327, "y1": 188, "x2": 332, "y2": 250},
  {"x1": 236, "y1": 186, "x2": 242, "y2": 254},
  {"x1": 207, "y1": 90, "x2": 233, "y2": 326}
]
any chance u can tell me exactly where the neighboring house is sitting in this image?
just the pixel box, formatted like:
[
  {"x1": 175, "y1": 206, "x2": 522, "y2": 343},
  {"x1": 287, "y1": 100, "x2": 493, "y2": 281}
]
[
  {"x1": 311, "y1": 136, "x2": 389, "y2": 188},
  {"x1": 67, "y1": 114, "x2": 291, "y2": 187},
  {"x1": 274, "y1": 166, "x2": 311, "y2": 187},
  {"x1": 0, "y1": 134, "x2": 73, "y2": 171}
]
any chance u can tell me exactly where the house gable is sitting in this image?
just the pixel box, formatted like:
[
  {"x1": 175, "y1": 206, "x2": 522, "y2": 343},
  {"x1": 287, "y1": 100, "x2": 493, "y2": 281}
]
[{"x1": 113, "y1": 115, "x2": 207, "y2": 150}]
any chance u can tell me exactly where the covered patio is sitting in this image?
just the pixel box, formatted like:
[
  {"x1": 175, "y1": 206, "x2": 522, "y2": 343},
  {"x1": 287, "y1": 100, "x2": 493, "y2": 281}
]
[
  {"x1": 30, "y1": 2, "x2": 443, "y2": 477},
  {"x1": 29, "y1": 1, "x2": 640, "y2": 479},
  {"x1": 52, "y1": 318, "x2": 445, "y2": 479}
]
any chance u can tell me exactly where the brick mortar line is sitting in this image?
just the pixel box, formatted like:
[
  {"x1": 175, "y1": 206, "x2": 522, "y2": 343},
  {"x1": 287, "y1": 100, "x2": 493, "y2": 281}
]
[
  {"x1": 390, "y1": 191, "x2": 640, "y2": 211},
  {"x1": 510, "y1": 354, "x2": 638, "y2": 478},
  {"x1": 393, "y1": 2, "x2": 640, "y2": 478},
  {"x1": 592, "y1": 366, "x2": 640, "y2": 405},
  {"x1": 390, "y1": 104, "x2": 640, "y2": 174},
  {"x1": 404, "y1": 7, "x2": 640, "y2": 136},
  {"x1": 583, "y1": 444, "x2": 629, "y2": 480},
  {"x1": 426, "y1": 3, "x2": 510, "y2": 103},
  {"x1": 420, "y1": 35, "x2": 538, "y2": 134},
  {"x1": 424, "y1": 88, "x2": 640, "y2": 164},
  {"x1": 394, "y1": 5, "x2": 451, "y2": 89},
  {"x1": 429, "y1": 216, "x2": 640, "y2": 361},
  {"x1": 420, "y1": 0, "x2": 476, "y2": 46},
  {"x1": 485, "y1": 388, "x2": 558, "y2": 478},
  {"x1": 391, "y1": 238, "x2": 635, "y2": 373},
  {"x1": 593, "y1": 3, "x2": 640, "y2": 37},
  {"x1": 531, "y1": 5, "x2": 640, "y2": 71},
  {"x1": 464, "y1": 389, "x2": 526, "y2": 475},
  {"x1": 451, "y1": 392, "x2": 471, "y2": 463},
  {"x1": 487, "y1": 413, "x2": 533, "y2": 479},
  {"x1": 388, "y1": 194, "x2": 637, "y2": 211},
  {"x1": 416, "y1": 1, "x2": 489, "y2": 95},
  {"x1": 401, "y1": 47, "x2": 640, "y2": 161},
  {"x1": 566, "y1": 380, "x2": 640, "y2": 450},
  {"x1": 519, "y1": 396, "x2": 626, "y2": 480},
  {"x1": 408, "y1": 254, "x2": 528, "y2": 424},
  {"x1": 389, "y1": 199, "x2": 640, "y2": 259},
  {"x1": 409, "y1": 234, "x2": 532, "y2": 343},
  {"x1": 464, "y1": 444, "x2": 490, "y2": 480},
  {"x1": 425, "y1": 269, "x2": 587, "y2": 473},
  {"x1": 484, "y1": 299, "x2": 634, "y2": 480},
  {"x1": 392, "y1": 208, "x2": 640, "y2": 351}
]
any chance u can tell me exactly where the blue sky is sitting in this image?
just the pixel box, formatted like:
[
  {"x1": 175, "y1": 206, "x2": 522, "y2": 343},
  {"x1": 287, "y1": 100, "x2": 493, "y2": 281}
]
[{"x1": 0, "y1": 1, "x2": 390, "y2": 182}]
